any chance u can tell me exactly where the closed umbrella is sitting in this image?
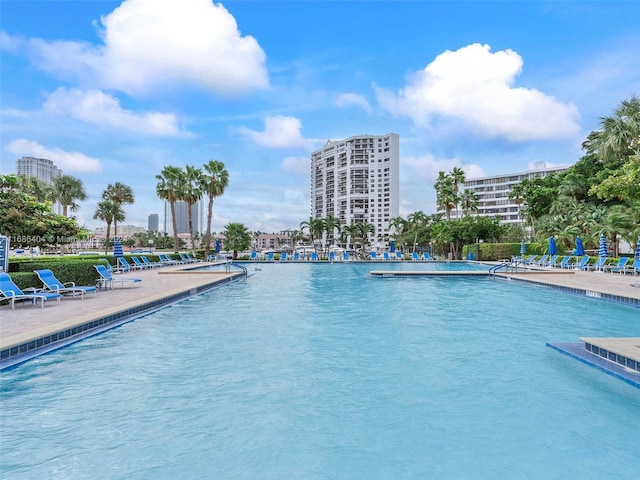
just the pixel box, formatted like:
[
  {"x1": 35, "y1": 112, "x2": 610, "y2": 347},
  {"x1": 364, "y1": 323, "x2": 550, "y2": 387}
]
[
  {"x1": 520, "y1": 239, "x2": 526, "y2": 256},
  {"x1": 635, "y1": 237, "x2": 640, "y2": 261},
  {"x1": 598, "y1": 234, "x2": 607, "y2": 259},
  {"x1": 390, "y1": 240, "x2": 395, "y2": 253},
  {"x1": 548, "y1": 237, "x2": 557, "y2": 256},
  {"x1": 575, "y1": 237, "x2": 585, "y2": 256},
  {"x1": 215, "y1": 238, "x2": 221, "y2": 254},
  {"x1": 113, "y1": 237, "x2": 124, "y2": 257}
]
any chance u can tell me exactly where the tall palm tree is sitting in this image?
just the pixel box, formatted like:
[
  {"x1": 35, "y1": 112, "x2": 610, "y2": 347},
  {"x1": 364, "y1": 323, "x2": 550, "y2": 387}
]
[
  {"x1": 508, "y1": 183, "x2": 526, "y2": 225},
  {"x1": 355, "y1": 221, "x2": 375, "y2": 256},
  {"x1": 180, "y1": 165, "x2": 203, "y2": 251},
  {"x1": 323, "y1": 214, "x2": 342, "y2": 253},
  {"x1": 102, "y1": 182, "x2": 134, "y2": 238},
  {"x1": 93, "y1": 200, "x2": 124, "y2": 254},
  {"x1": 300, "y1": 216, "x2": 324, "y2": 251},
  {"x1": 156, "y1": 166, "x2": 185, "y2": 252},
  {"x1": 460, "y1": 190, "x2": 480, "y2": 216},
  {"x1": 407, "y1": 211, "x2": 427, "y2": 253},
  {"x1": 52, "y1": 174, "x2": 86, "y2": 217},
  {"x1": 586, "y1": 96, "x2": 640, "y2": 163},
  {"x1": 200, "y1": 160, "x2": 229, "y2": 258},
  {"x1": 341, "y1": 223, "x2": 360, "y2": 251},
  {"x1": 596, "y1": 206, "x2": 634, "y2": 257},
  {"x1": 388, "y1": 216, "x2": 406, "y2": 250},
  {"x1": 450, "y1": 167, "x2": 466, "y2": 219}
]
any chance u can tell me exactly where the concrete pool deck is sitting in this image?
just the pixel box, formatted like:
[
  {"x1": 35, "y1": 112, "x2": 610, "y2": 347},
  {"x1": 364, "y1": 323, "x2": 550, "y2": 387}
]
[{"x1": 1, "y1": 261, "x2": 639, "y2": 373}]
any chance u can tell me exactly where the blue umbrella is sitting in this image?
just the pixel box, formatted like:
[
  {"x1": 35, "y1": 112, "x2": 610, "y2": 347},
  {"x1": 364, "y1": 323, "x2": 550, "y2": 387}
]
[
  {"x1": 598, "y1": 234, "x2": 607, "y2": 259},
  {"x1": 548, "y1": 237, "x2": 557, "y2": 256},
  {"x1": 575, "y1": 236, "x2": 585, "y2": 256},
  {"x1": 390, "y1": 240, "x2": 395, "y2": 253},
  {"x1": 113, "y1": 237, "x2": 124, "y2": 257},
  {"x1": 635, "y1": 237, "x2": 640, "y2": 261},
  {"x1": 520, "y1": 239, "x2": 526, "y2": 255},
  {"x1": 215, "y1": 238, "x2": 221, "y2": 253}
]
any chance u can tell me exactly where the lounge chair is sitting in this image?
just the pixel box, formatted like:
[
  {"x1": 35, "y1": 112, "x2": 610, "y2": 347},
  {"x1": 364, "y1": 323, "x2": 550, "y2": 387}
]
[
  {"x1": 589, "y1": 257, "x2": 608, "y2": 272},
  {"x1": 396, "y1": 251, "x2": 403, "y2": 260},
  {"x1": 94, "y1": 265, "x2": 142, "y2": 289},
  {"x1": 604, "y1": 257, "x2": 629, "y2": 274},
  {"x1": 178, "y1": 253, "x2": 192, "y2": 264},
  {"x1": 422, "y1": 252, "x2": 431, "y2": 260},
  {"x1": 543, "y1": 255, "x2": 559, "y2": 267},
  {"x1": 186, "y1": 252, "x2": 202, "y2": 263},
  {"x1": 371, "y1": 251, "x2": 379, "y2": 260},
  {"x1": 383, "y1": 252, "x2": 391, "y2": 261},
  {"x1": 292, "y1": 252, "x2": 300, "y2": 261},
  {"x1": 558, "y1": 256, "x2": 572, "y2": 269},
  {"x1": 522, "y1": 255, "x2": 537, "y2": 265},
  {"x1": 412, "y1": 252, "x2": 420, "y2": 261},
  {"x1": 249, "y1": 251, "x2": 258, "y2": 261},
  {"x1": 141, "y1": 256, "x2": 162, "y2": 268},
  {"x1": 159, "y1": 254, "x2": 180, "y2": 266},
  {"x1": 280, "y1": 252, "x2": 288, "y2": 261},
  {"x1": 266, "y1": 252, "x2": 275, "y2": 262},
  {"x1": 117, "y1": 257, "x2": 140, "y2": 272},
  {"x1": 310, "y1": 252, "x2": 318, "y2": 261},
  {"x1": 626, "y1": 259, "x2": 640, "y2": 275},
  {"x1": 329, "y1": 251, "x2": 335, "y2": 262},
  {"x1": 573, "y1": 255, "x2": 590, "y2": 270},
  {"x1": 532, "y1": 255, "x2": 549, "y2": 266},
  {"x1": 34, "y1": 269, "x2": 97, "y2": 299},
  {"x1": 342, "y1": 251, "x2": 349, "y2": 261},
  {"x1": 0, "y1": 272, "x2": 61, "y2": 309},
  {"x1": 131, "y1": 256, "x2": 149, "y2": 270}
]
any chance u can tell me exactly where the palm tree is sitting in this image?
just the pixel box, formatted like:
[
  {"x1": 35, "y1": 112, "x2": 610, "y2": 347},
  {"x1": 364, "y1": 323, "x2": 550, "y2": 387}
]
[
  {"x1": 388, "y1": 216, "x2": 406, "y2": 250},
  {"x1": 450, "y1": 167, "x2": 466, "y2": 219},
  {"x1": 407, "y1": 211, "x2": 427, "y2": 253},
  {"x1": 596, "y1": 206, "x2": 634, "y2": 257},
  {"x1": 102, "y1": 182, "x2": 134, "y2": 238},
  {"x1": 180, "y1": 165, "x2": 203, "y2": 251},
  {"x1": 93, "y1": 200, "x2": 124, "y2": 254},
  {"x1": 222, "y1": 222, "x2": 251, "y2": 259},
  {"x1": 300, "y1": 217, "x2": 324, "y2": 251},
  {"x1": 341, "y1": 222, "x2": 360, "y2": 251},
  {"x1": 586, "y1": 96, "x2": 640, "y2": 163},
  {"x1": 200, "y1": 160, "x2": 229, "y2": 259},
  {"x1": 460, "y1": 190, "x2": 480, "y2": 216},
  {"x1": 156, "y1": 166, "x2": 185, "y2": 252},
  {"x1": 323, "y1": 214, "x2": 342, "y2": 253},
  {"x1": 52, "y1": 174, "x2": 86, "y2": 217},
  {"x1": 355, "y1": 221, "x2": 375, "y2": 256}
]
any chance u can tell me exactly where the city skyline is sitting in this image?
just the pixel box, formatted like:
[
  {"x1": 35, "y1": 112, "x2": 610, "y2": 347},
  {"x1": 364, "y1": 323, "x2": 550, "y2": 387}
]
[{"x1": 1, "y1": 1, "x2": 638, "y2": 233}]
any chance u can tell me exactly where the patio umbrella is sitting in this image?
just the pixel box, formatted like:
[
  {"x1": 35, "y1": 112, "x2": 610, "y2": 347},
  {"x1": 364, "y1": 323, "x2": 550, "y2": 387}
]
[
  {"x1": 215, "y1": 238, "x2": 221, "y2": 253},
  {"x1": 390, "y1": 240, "x2": 395, "y2": 253},
  {"x1": 635, "y1": 237, "x2": 640, "y2": 261},
  {"x1": 548, "y1": 237, "x2": 557, "y2": 256},
  {"x1": 598, "y1": 234, "x2": 607, "y2": 259},
  {"x1": 113, "y1": 237, "x2": 124, "y2": 257},
  {"x1": 520, "y1": 239, "x2": 526, "y2": 256},
  {"x1": 575, "y1": 236, "x2": 585, "y2": 256}
]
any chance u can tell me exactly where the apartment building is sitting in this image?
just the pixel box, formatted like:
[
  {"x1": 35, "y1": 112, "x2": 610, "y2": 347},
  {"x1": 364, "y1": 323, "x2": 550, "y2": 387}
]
[
  {"x1": 459, "y1": 163, "x2": 569, "y2": 223},
  {"x1": 15, "y1": 156, "x2": 62, "y2": 184},
  {"x1": 310, "y1": 133, "x2": 399, "y2": 245}
]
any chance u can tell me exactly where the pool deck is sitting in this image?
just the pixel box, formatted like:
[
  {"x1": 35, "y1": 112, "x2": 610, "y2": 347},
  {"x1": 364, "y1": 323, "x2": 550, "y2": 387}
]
[{"x1": 1, "y1": 261, "x2": 639, "y2": 378}]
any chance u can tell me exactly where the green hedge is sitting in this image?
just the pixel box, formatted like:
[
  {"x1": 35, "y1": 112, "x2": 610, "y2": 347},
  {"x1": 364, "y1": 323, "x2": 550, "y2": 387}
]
[
  {"x1": 8, "y1": 258, "x2": 110, "y2": 288},
  {"x1": 462, "y1": 242, "x2": 546, "y2": 260}
]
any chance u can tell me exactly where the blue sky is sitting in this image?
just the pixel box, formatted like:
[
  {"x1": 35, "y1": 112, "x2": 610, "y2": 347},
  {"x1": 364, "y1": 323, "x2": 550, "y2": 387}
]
[{"x1": 1, "y1": 0, "x2": 639, "y2": 233}]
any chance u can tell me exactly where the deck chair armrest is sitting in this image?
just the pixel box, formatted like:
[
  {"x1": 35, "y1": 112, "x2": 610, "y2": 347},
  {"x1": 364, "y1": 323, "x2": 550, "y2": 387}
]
[
  {"x1": 62, "y1": 281, "x2": 76, "y2": 287},
  {"x1": 22, "y1": 287, "x2": 44, "y2": 293}
]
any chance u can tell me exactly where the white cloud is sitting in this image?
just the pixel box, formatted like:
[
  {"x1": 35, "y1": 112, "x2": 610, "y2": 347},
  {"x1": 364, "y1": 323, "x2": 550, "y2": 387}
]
[
  {"x1": 6, "y1": 139, "x2": 102, "y2": 173},
  {"x1": 19, "y1": 0, "x2": 268, "y2": 97},
  {"x1": 284, "y1": 189, "x2": 306, "y2": 204},
  {"x1": 334, "y1": 93, "x2": 372, "y2": 113},
  {"x1": 42, "y1": 88, "x2": 184, "y2": 136},
  {"x1": 402, "y1": 153, "x2": 485, "y2": 182},
  {"x1": 235, "y1": 116, "x2": 312, "y2": 149},
  {"x1": 281, "y1": 156, "x2": 309, "y2": 175},
  {"x1": 376, "y1": 43, "x2": 581, "y2": 141}
]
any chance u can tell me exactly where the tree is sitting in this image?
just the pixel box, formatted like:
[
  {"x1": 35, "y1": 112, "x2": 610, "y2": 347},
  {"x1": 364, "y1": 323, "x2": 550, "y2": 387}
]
[
  {"x1": 52, "y1": 174, "x2": 86, "y2": 217},
  {"x1": 341, "y1": 223, "x2": 360, "y2": 251},
  {"x1": 460, "y1": 190, "x2": 480, "y2": 216},
  {"x1": 180, "y1": 165, "x2": 203, "y2": 251},
  {"x1": 323, "y1": 214, "x2": 342, "y2": 253},
  {"x1": 200, "y1": 160, "x2": 229, "y2": 259},
  {"x1": 93, "y1": 200, "x2": 125, "y2": 254},
  {"x1": 355, "y1": 221, "x2": 375, "y2": 255},
  {"x1": 222, "y1": 223, "x2": 251, "y2": 259},
  {"x1": 434, "y1": 171, "x2": 457, "y2": 220},
  {"x1": 156, "y1": 166, "x2": 185, "y2": 252},
  {"x1": 450, "y1": 167, "x2": 466, "y2": 218},
  {"x1": 102, "y1": 182, "x2": 134, "y2": 238},
  {"x1": 407, "y1": 211, "x2": 427, "y2": 253},
  {"x1": 300, "y1": 217, "x2": 324, "y2": 251}
]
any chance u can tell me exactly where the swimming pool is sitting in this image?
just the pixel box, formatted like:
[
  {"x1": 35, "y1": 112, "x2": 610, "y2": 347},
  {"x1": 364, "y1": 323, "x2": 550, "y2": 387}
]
[{"x1": 1, "y1": 263, "x2": 639, "y2": 479}]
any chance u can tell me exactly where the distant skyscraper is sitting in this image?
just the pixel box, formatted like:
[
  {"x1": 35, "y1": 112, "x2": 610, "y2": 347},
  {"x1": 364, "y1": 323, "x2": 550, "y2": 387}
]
[
  {"x1": 166, "y1": 201, "x2": 200, "y2": 234},
  {"x1": 15, "y1": 156, "x2": 62, "y2": 184},
  {"x1": 148, "y1": 214, "x2": 159, "y2": 233}
]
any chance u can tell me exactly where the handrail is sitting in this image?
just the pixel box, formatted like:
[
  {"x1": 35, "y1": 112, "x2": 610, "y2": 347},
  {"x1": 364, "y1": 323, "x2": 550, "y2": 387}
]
[
  {"x1": 229, "y1": 262, "x2": 248, "y2": 278},
  {"x1": 489, "y1": 262, "x2": 510, "y2": 276}
]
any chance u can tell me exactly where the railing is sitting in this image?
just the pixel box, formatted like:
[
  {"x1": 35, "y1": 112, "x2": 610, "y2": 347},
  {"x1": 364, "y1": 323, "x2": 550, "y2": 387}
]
[
  {"x1": 229, "y1": 262, "x2": 248, "y2": 279},
  {"x1": 489, "y1": 262, "x2": 510, "y2": 276}
]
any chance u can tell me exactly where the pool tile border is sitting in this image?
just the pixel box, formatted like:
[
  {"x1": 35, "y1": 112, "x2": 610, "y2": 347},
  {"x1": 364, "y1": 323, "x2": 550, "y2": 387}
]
[{"x1": 0, "y1": 274, "x2": 242, "y2": 370}]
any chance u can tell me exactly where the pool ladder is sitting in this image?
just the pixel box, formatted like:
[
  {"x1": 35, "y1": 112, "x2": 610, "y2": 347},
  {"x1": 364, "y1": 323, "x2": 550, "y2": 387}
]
[
  {"x1": 489, "y1": 262, "x2": 510, "y2": 276},
  {"x1": 229, "y1": 262, "x2": 249, "y2": 278}
]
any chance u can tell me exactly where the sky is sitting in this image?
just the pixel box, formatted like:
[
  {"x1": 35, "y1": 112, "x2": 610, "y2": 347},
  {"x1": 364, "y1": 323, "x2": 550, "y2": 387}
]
[{"x1": 1, "y1": 0, "x2": 639, "y2": 234}]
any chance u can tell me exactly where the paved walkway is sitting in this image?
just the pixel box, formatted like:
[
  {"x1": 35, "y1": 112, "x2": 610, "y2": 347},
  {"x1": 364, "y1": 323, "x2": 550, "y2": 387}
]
[{"x1": 1, "y1": 261, "x2": 638, "y2": 360}]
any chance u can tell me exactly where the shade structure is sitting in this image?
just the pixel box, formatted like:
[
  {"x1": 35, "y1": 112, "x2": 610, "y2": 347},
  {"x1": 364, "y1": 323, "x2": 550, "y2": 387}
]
[
  {"x1": 575, "y1": 237, "x2": 585, "y2": 256},
  {"x1": 548, "y1": 237, "x2": 557, "y2": 255},
  {"x1": 520, "y1": 240, "x2": 526, "y2": 255},
  {"x1": 113, "y1": 237, "x2": 124, "y2": 257},
  {"x1": 598, "y1": 234, "x2": 607, "y2": 258},
  {"x1": 215, "y1": 238, "x2": 221, "y2": 253},
  {"x1": 390, "y1": 240, "x2": 395, "y2": 253},
  {"x1": 635, "y1": 237, "x2": 640, "y2": 261}
]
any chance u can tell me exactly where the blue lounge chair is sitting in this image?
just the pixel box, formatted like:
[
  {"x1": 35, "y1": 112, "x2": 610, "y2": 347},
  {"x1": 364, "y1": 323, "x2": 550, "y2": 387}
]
[
  {"x1": 412, "y1": 252, "x2": 419, "y2": 261},
  {"x1": 159, "y1": 254, "x2": 180, "y2": 266},
  {"x1": 573, "y1": 256, "x2": 590, "y2": 270},
  {"x1": 141, "y1": 256, "x2": 162, "y2": 268},
  {"x1": 280, "y1": 252, "x2": 288, "y2": 261},
  {"x1": 342, "y1": 251, "x2": 349, "y2": 261},
  {"x1": 310, "y1": 252, "x2": 318, "y2": 261},
  {"x1": 371, "y1": 251, "x2": 379, "y2": 260},
  {"x1": 543, "y1": 255, "x2": 559, "y2": 267},
  {"x1": 627, "y1": 259, "x2": 640, "y2": 275},
  {"x1": 292, "y1": 252, "x2": 300, "y2": 261},
  {"x1": 34, "y1": 269, "x2": 97, "y2": 299},
  {"x1": 186, "y1": 252, "x2": 202, "y2": 263},
  {"x1": 329, "y1": 251, "x2": 335, "y2": 262},
  {"x1": 396, "y1": 251, "x2": 403, "y2": 260},
  {"x1": 589, "y1": 257, "x2": 608, "y2": 272},
  {"x1": 558, "y1": 256, "x2": 572, "y2": 269},
  {"x1": 249, "y1": 251, "x2": 258, "y2": 261},
  {"x1": 522, "y1": 255, "x2": 537, "y2": 265},
  {"x1": 117, "y1": 257, "x2": 140, "y2": 272},
  {"x1": 0, "y1": 272, "x2": 61, "y2": 309},
  {"x1": 422, "y1": 252, "x2": 431, "y2": 260},
  {"x1": 604, "y1": 257, "x2": 629, "y2": 274},
  {"x1": 266, "y1": 252, "x2": 275, "y2": 262},
  {"x1": 131, "y1": 256, "x2": 149, "y2": 270},
  {"x1": 383, "y1": 252, "x2": 391, "y2": 261},
  {"x1": 94, "y1": 265, "x2": 142, "y2": 289},
  {"x1": 532, "y1": 255, "x2": 549, "y2": 266},
  {"x1": 179, "y1": 253, "x2": 192, "y2": 263}
]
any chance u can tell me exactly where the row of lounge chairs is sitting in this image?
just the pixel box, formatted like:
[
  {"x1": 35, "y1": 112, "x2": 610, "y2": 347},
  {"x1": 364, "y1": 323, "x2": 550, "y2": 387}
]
[
  {"x1": 514, "y1": 254, "x2": 639, "y2": 274},
  {"x1": 249, "y1": 251, "x2": 432, "y2": 262},
  {"x1": 116, "y1": 253, "x2": 200, "y2": 272}
]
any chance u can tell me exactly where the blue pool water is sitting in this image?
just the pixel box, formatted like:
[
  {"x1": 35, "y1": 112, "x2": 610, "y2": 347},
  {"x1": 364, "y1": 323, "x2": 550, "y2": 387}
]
[{"x1": 1, "y1": 263, "x2": 639, "y2": 479}]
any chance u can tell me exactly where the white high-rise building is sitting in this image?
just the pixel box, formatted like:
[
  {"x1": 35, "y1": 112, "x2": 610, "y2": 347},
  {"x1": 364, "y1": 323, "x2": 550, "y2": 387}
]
[
  {"x1": 311, "y1": 133, "x2": 399, "y2": 246},
  {"x1": 15, "y1": 157, "x2": 62, "y2": 184},
  {"x1": 457, "y1": 163, "x2": 569, "y2": 224}
]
